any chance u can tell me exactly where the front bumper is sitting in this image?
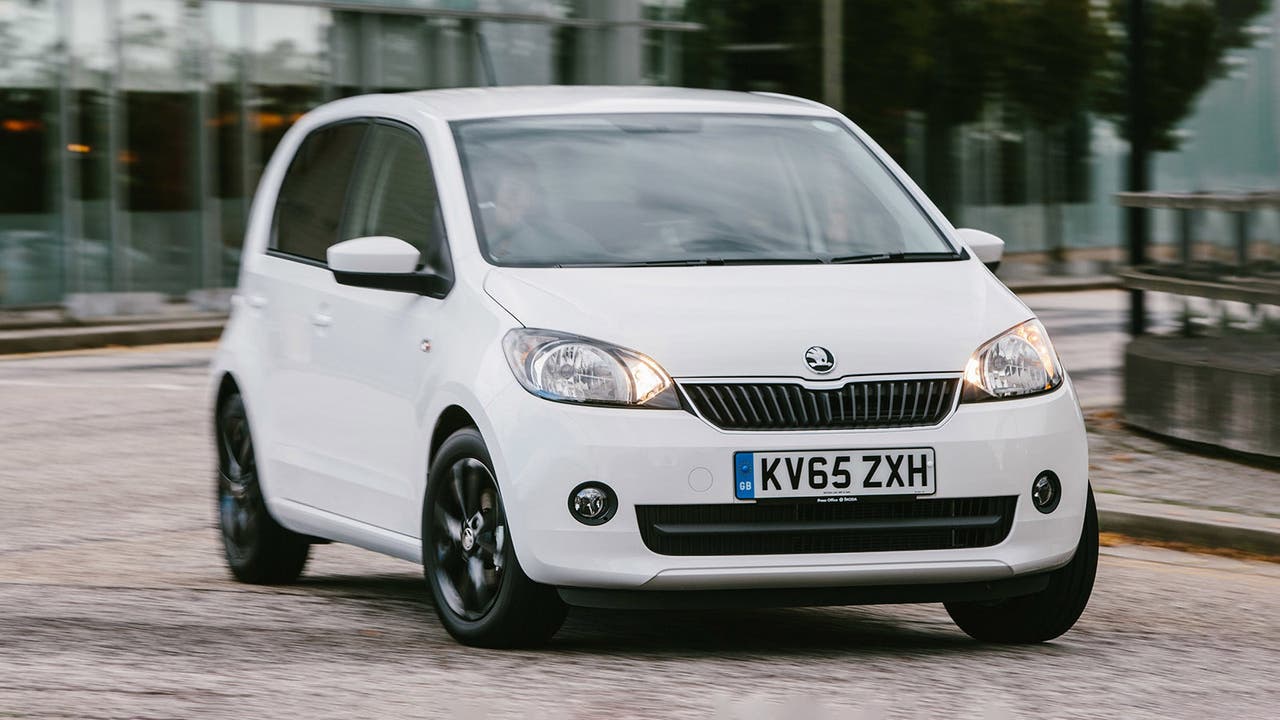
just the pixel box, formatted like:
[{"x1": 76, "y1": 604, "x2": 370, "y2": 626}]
[{"x1": 484, "y1": 378, "x2": 1088, "y2": 591}]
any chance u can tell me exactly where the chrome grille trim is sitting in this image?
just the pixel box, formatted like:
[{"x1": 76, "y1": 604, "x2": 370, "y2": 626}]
[{"x1": 679, "y1": 376, "x2": 961, "y2": 431}]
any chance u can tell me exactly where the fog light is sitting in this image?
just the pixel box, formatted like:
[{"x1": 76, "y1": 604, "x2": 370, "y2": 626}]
[
  {"x1": 1031, "y1": 471, "x2": 1061, "y2": 514},
  {"x1": 568, "y1": 482, "x2": 617, "y2": 526}
]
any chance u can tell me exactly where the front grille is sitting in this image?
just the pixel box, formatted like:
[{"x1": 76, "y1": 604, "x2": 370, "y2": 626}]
[
  {"x1": 636, "y1": 496, "x2": 1016, "y2": 556},
  {"x1": 681, "y1": 378, "x2": 959, "y2": 431}
]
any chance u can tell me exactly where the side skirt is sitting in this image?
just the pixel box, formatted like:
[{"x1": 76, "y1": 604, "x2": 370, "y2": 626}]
[{"x1": 269, "y1": 497, "x2": 423, "y2": 564}]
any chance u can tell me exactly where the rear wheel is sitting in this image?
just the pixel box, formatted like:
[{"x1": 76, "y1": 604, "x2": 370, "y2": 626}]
[
  {"x1": 216, "y1": 392, "x2": 310, "y2": 584},
  {"x1": 423, "y1": 427, "x2": 567, "y2": 647},
  {"x1": 945, "y1": 487, "x2": 1098, "y2": 643}
]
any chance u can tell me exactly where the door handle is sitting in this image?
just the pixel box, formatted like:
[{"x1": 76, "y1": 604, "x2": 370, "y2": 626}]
[
  {"x1": 246, "y1": 295, "x2": 268, "y2": 309},
  {"x1": 310, "y1": 312, "x2": 333, "y2": 328}
]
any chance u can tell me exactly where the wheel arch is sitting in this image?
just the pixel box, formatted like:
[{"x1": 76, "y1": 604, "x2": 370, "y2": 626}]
[
  {"x1": 430, "y1": 404, "x2": 479, "y2": 468},
  {"x1": 211, "y1": 371, "x2": 242, "y2": 451},
  {"x1": 214, "y1": 371, "x2": 241, "y2": 412},
  {"x1": 419, "y1": 392, "x2": 509, "y2": 518}
]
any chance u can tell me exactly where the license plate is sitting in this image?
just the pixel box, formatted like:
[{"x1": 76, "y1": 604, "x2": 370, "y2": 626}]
[{"x1": 734, "y1": 448, "x2": 936, "y2": 501}]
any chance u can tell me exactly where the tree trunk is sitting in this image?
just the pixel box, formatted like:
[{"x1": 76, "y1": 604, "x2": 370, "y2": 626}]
[
  {"x1": 924, "y1": 116, "x2": 956, "y2": 221},
  {"x1": 1042, "y1": 125, "x2": 1066, "y2": 268}
]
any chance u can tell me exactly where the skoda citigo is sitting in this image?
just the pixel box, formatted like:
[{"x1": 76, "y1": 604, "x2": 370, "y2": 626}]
[{"x1": 212, "y1": 87, "x2": 1095, "y2": 648}]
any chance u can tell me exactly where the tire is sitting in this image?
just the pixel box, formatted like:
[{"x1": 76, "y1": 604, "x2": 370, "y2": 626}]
[
  {"x1": 945, "y1": 486, "x2": 1099, "y2": 643},
  {"x1": 422, "y1": 427, "x2": 567, "y2": 648},
  {"x1": 216, "y1": 392, "x2": 310, "y2": 584}
]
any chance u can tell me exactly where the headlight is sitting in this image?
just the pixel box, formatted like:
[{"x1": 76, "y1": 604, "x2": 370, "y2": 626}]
[
  {"x1": 961, "y1": 319, "x2": 1063, "y2": 402},
  {"x1": 502, "y1": 329, "x2": 681, "y2": 409}
]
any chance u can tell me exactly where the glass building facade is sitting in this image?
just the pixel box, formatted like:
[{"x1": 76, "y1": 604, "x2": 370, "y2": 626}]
[
  {"x1": 0, "y1": 0, "x2": 696, "y2": 306},
  {"x1": 4, "y1": 1, "x2": 1275, "y2": 307}
]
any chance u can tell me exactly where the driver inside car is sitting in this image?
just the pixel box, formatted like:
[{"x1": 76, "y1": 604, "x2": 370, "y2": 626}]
[{"x1": 478, "y1": 154, "x2": 601, "y2": 263}]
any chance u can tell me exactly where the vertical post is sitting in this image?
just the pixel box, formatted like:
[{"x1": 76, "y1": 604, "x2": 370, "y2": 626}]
[
  {"x1": 239, "y1": 2, "x2": 253, "y2": 233},
  {"x1": 592, "y1": 0, "x2": 641, "y2": 85},
  {"x1": 1178, "y1": 207, "x2": 1192, "y2": 265},
  {"x1": 195, "y1": 1, "x2": 218, "y2": 293},
  {"x1": 1235, "y1": 209, "x2": 1249, "y2": 268},
  {"x1": 361, "y1": 13, "x2": 380, "y2": 92},
  {"x1": 822, "y1": 0, "x2": 843, "y2": 110},
  {"x1": 1126, "y1": 0, "x2": 1149, "y2": 335},
  {"x1": 56, "y1": 0, "x2": 76, "y2": 300},
  {"x1": 474, "y1": 26, "x2": 498, "y2": 87},
  {"x1": 1178, "y1": 207, "x2": 1193, "y2": 336},
  {"x1": 453, "y1": 18, "x2": 478, "y2": 87},
  {"x1": 107, "y1": 0, "x2": 125, "y2": 292}
]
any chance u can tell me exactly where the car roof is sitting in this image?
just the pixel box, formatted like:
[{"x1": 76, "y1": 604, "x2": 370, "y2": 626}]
[{"x1": 398, "y1": 85, "x2": 839, "y2": 121}]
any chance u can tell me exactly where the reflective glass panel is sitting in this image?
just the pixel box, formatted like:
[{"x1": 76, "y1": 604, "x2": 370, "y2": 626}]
[
  {"x1": 119, "y1": 0, "x2": 202, "y2": 294},
  {"x1": 0, "y1": 0, "x2": 60, "y2": 304},
  {"x1": 67, "y1": 0, "x2": 115, "y2": 294},
  {"x1": 250, "y1": 4, "x2": 331, "y2": 171},
  {"x1": 210, "y1": 1, "x2": 247, "y2": 286},
  {"x1": 478, "y1": 21, "x2": 555, "y2": 86}
]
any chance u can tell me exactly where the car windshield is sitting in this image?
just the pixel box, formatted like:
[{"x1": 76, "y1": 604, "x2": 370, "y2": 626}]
[{"x1": 453, "y1": 113, "x2": 957, "y2": 267}]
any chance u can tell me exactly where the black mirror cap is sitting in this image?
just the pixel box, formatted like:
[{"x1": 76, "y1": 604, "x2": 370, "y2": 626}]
[{"x1": 332, "y1": 269, "x2": 451, "y2": 298}]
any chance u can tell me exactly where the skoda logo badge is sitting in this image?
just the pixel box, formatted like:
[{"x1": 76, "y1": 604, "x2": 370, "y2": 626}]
[{"x1": 804, "y1": 346, "x2": 835, "y2": 374}]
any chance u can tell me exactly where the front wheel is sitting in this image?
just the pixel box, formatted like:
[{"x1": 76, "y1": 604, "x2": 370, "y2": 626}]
[
  {"x1": 422, "y1": 427, "x2": 567, "y2": 648},
  {"x1": 945, "y1": 487, "x2": 1099, "y2": 643}
]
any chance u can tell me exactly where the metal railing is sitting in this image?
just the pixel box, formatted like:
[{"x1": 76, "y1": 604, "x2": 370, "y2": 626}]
[{"x1": 1117, "y1": 191, "x2": 1280, "y2": 334}]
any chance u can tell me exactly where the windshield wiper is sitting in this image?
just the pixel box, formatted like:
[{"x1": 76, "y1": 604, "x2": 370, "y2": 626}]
[
  {"x1": 720, "y1": 257, "x2": 826, "y2": 265},
  {"x1": 830, "y1": 251, "x2": 962, "y2": 264},
  {"x1": 557, "y1": 259, "x2": 715, "y2": 268},
  {"x1": 557, "y1": 257, "x2": 826, "y2": 268}
]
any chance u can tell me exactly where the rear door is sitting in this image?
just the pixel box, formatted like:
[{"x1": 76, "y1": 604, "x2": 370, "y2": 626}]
[{"x1": 256, "y1": 120, "x2": 369, "y2": 510}]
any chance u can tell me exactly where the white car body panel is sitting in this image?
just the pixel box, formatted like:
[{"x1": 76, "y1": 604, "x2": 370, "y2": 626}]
[
  {"x1": 483, "y1": 263, "x2": 1030, "y2": 378},
  {"x1": 210, "y1": 86, "x2": 1089, "y2": 595}
]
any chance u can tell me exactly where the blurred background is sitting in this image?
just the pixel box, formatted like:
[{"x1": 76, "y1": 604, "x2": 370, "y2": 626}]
[{"x1": 0, "y1": 0, "x2": 1275, "y2": 308}]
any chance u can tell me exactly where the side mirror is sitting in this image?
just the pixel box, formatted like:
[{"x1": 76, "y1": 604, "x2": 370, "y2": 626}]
[
  {"x1": 327, "y1": 236, "x2": 450, "y2": 297},
  {"x1": 955, "y1": 228, "x2": 1004, "y2": 272}
]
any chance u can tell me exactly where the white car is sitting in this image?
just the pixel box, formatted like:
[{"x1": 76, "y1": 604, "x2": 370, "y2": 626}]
[{"x1": 211, "y1": 86, "x2": 1095, "y2": 648}]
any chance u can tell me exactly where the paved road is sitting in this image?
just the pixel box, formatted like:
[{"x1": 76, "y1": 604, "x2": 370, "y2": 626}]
[{"x1": 2, "y1": 343, "x2": 1278, "y2": 719}]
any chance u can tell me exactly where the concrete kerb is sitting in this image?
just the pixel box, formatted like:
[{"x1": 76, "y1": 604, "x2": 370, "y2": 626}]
[
  {"x1": 1004, "y1": 276, "x2": 1121, "y2": 294},
  {"x1": 1097, "y1": 493, "x2": 1280, "y2": 556},
  {"x1": 0, "y1": 320, "x2": 225, "y2": 355}
]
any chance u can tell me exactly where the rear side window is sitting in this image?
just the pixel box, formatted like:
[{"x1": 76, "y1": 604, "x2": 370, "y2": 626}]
[
  {"x1": 342, "y1": 122, "x2": 451, "y2": 276},
  {"x1": 272, "y1": 122, "x2": 367, "y2": 262}
]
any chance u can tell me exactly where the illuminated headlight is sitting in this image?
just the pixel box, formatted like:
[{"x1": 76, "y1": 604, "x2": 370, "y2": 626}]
[
  {"x1": 502, "y1": 328, "x2": 681, "y2": 409},
  {"x1": 962, "y1": 319, "x2": 1063, "y2": 402}
]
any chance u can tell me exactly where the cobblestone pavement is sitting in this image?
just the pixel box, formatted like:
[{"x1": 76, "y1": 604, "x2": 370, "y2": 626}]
[{"x1": 2, "y1": 344, "x2": 1278, "y2": 719}]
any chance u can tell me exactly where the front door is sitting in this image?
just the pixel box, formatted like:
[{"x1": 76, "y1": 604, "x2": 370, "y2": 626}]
[{"x1": 303, "y1": 120, "x2": 454, "y2": 536}]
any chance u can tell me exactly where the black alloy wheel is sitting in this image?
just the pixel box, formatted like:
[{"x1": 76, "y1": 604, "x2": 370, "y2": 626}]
[
  {"x1": 423, "y1": 427, "x2": 567, "y2": 647},
  {"x1": 430, "y1": 457, "x2": 508, "y2": 621},
  {"x1": 216, "y1": 392, "x2": 310, "y2": 584}
]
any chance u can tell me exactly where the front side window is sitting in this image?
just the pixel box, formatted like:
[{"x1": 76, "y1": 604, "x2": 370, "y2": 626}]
[
  {"x1": 272, "y1": 121, "x2": 366, "y2": 262},
  {"x1": 342, "y1": 123, "x2": 451, "y2": 276},
  {"x1": 453, "y1": 114, "x2": 956, "y2": 267}
]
